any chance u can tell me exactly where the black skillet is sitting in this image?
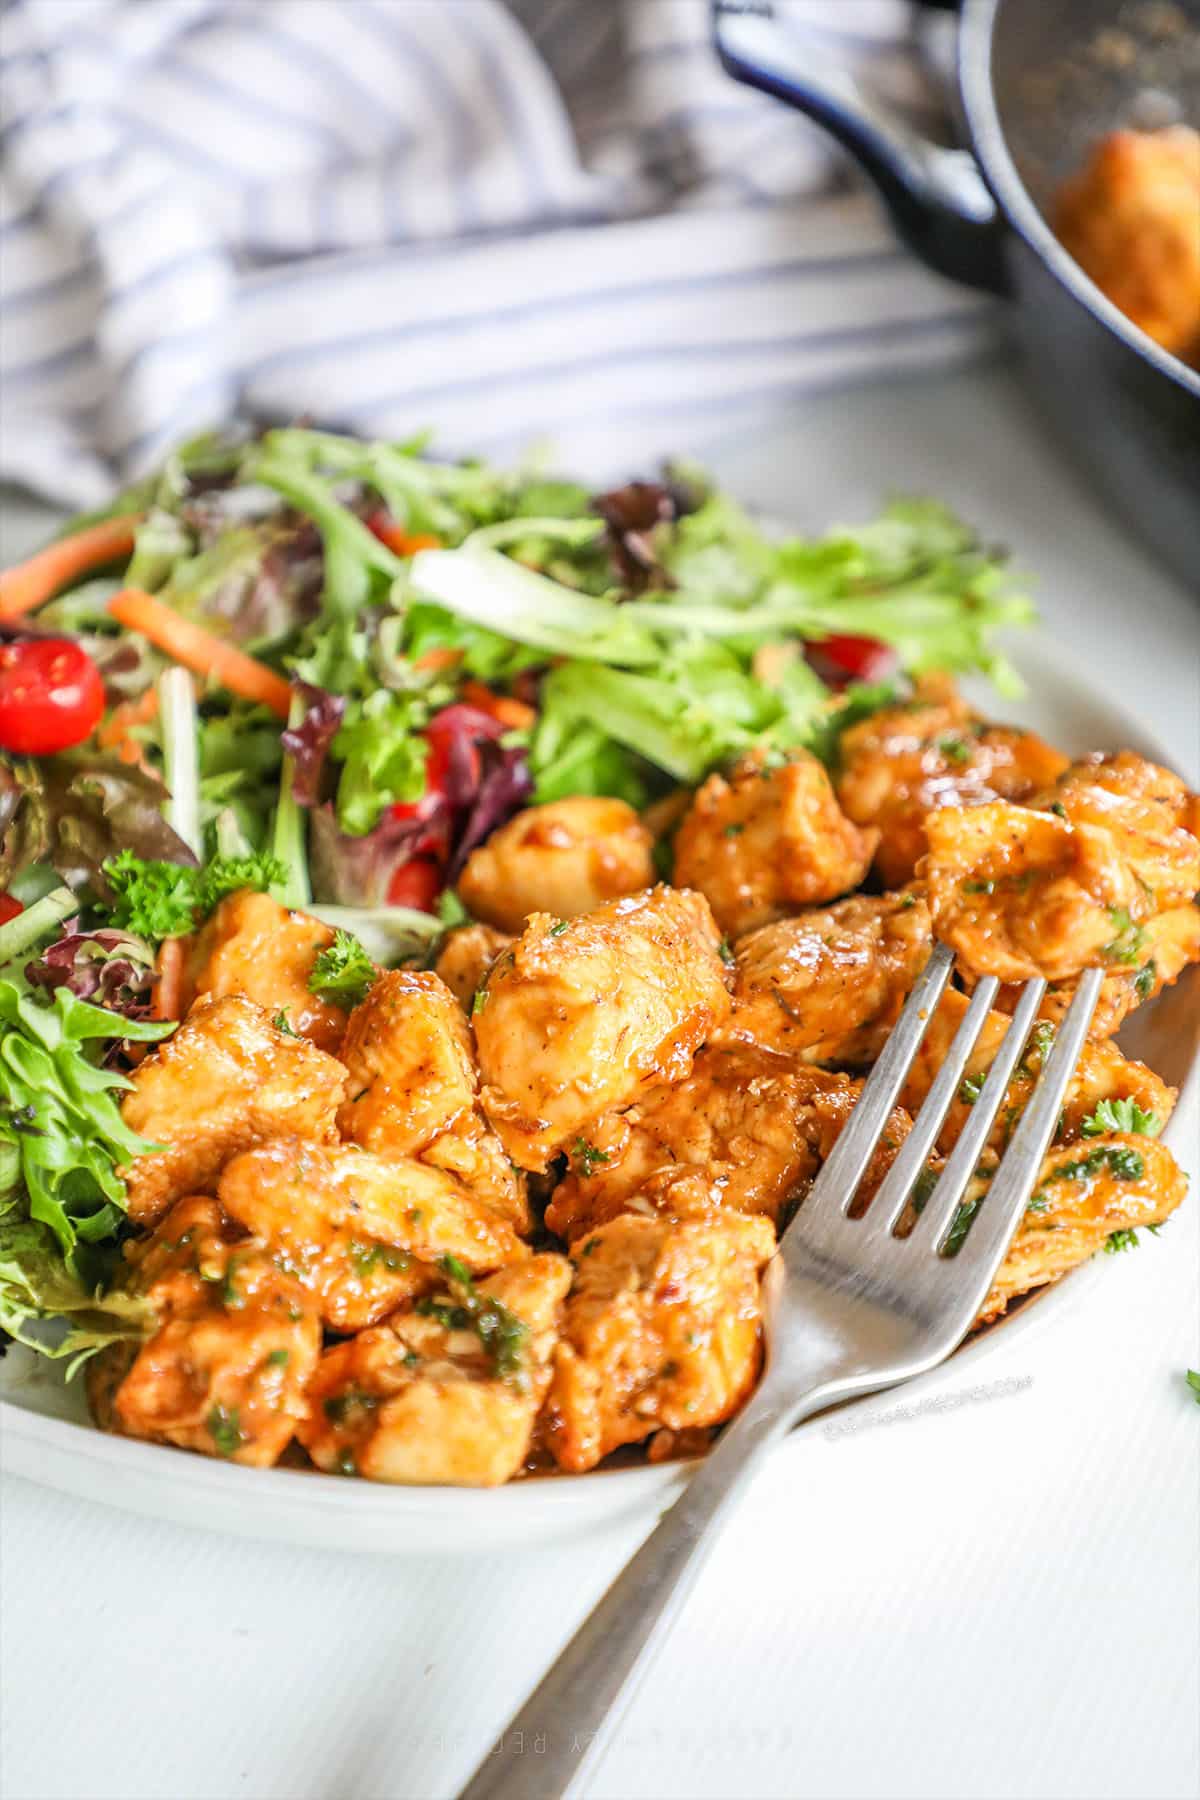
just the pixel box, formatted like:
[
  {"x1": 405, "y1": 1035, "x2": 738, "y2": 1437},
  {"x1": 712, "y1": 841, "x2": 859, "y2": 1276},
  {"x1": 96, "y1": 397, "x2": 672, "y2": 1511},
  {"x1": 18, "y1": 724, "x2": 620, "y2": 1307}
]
[{"x1": 714, "y1": 0, "x2": 1200, "y2": 592}]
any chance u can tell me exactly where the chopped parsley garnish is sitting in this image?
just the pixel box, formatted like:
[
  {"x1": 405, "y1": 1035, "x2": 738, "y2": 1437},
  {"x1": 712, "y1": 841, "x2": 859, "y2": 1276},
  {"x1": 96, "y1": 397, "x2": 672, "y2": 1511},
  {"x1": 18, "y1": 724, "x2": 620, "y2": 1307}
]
[
  {"x1": 572, "y1": 1138, "x2": 611, "y2": 1176},
  {"x1": 1102, "y1": 906, "x2": 1147, "y2": 965},
  {"x1": 1081, "y1": 1097, "x2": 1161, "y2": 1138},
  {"x1": 1018, "y1": 1021, "x2": 1056, "y2": 1078},
  {"x1": 101, "y1": 849, "x2": 287, "y2": 941},
  {"x1": 1186, "y1": 1370, "x2": 1200, "y2": 1405},
  {"x1": 1047, "y1": 800, "x2": 1067, "y2": 818},
  {"x1": 547, "y1": 919, "x2": 570, "y2": 937},
  {"x1": 959, "y1": 1070, "x2": 986, "y2": 1105},
  {"x1": 942, "y1": 1195, "x2": 981, "y2": 1256},
  {"x1": 723, "y1": 822, "x2": 745, "y2": 838},
  {"x1": 349, "y1": 1239, "x2": 409, "y2": 1276},
  {"x1": 308, "y1": 928, "x2": 377, "y2": 1009},
  {"x1": 938, "y1": 734, "x2": 972, "y2": 766},
  {"x1": 207, "y1": 1405, "x2": 243, "y2": 1457},
  {"x1": 1050, "y1": 1145, "x2": 1146, "y2": 1187},
  {"x1": 717, "y1": 936, "x2": 735, "y2": 966},
  {"x1": 1134, "y1": 960, "x2": 1157, "y2": 1002},
  {"x1": 414, "y1": 1253, "x2": 529, "y2": 1385},
  {"x1": 272, "y1": 1009, "x2": 298, "y2": 1037},
  {"x1": 323, "y1": 1388, "x2": 380, "y2": 1425},
  {"x1": 1103, "y1": 1228, "x2": 1141, "y2": 1254},
  {"x1": 909, "y1": 1164, "x2": 940, "y2": 1214},
  {"x1": 961, "y1": 878, "x2": 995, "y2": 895},
  {"x1": 266, "y1": 1349, "x2": 290, "y2": 1368}
]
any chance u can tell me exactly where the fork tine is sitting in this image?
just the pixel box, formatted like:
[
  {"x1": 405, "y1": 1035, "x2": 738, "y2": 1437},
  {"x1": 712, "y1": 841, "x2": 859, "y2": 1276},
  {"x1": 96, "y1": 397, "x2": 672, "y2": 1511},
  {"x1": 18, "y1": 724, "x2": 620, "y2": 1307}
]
[
  {"x1": 856, "y1": 972, "x2": 1000, "y2": 1246},
  {"x1": 792, "y1": 941, "x2": 955, "y2": 1227},
  {"x1": 952, "y1": 965, "x2": 1104, "y2": 1278},
  {"x1": 908, "y1": 973, "x2": 1046, "y2": 1250}
]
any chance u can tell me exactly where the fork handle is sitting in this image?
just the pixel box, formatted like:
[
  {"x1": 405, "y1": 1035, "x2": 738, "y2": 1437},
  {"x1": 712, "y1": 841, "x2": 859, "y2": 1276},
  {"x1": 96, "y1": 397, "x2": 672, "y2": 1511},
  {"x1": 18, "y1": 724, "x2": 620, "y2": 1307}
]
[{"x1": 458, "y1": 1353, "x2": 847, "y2": 1800}]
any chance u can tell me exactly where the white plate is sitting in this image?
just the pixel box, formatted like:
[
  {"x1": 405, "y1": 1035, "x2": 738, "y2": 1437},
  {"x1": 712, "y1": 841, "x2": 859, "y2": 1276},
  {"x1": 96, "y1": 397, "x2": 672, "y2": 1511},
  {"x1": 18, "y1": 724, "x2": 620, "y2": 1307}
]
[{"x1": 2, "y1": 636, "x2": 1196, "y2": 1553}]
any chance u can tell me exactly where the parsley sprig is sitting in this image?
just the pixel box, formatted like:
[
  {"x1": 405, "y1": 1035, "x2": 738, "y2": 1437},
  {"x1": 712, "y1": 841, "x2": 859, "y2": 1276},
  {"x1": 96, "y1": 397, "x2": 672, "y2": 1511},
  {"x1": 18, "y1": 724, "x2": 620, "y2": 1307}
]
[
  {"x1": 101, "y1": 849, "x2": 286, "y2": 941},
  {"x1": 308, "y1": 928, "x2": 377, "y2": 1009},
  {"x1": 1080, "y1": 1097, "x2": 1161, "y2": 1138}
]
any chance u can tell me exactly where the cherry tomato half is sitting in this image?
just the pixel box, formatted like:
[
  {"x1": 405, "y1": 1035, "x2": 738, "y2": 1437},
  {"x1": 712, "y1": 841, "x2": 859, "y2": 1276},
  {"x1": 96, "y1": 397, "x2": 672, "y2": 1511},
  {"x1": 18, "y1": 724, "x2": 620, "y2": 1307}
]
[
  {"x1": 386, "y1": 856, "x2": 441, "y2": 912},
  {"x1": 806, "y1": 634, "x2": 895, "y2": 688},
  {"x1": 0, "y1": 893, "x2": 23, "y2": 925},
  {"x1": 0, "y1": 637, "x2": 106, "y2": 755}
]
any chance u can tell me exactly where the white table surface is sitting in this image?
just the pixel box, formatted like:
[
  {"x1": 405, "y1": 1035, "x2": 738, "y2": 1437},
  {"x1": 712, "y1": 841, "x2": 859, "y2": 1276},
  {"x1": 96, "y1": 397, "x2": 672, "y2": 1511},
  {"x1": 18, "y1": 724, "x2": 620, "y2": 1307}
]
[{"x1": 2, "y1": 360, "x2": 1198, "y2": 1800}]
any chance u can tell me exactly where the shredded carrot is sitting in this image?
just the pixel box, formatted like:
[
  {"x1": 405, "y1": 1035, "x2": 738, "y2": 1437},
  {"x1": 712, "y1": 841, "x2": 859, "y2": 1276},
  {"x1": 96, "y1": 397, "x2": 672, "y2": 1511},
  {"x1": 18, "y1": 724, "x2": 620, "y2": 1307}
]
[
  {"x1": 461, "y1": 679, "x2": 537, "y2": 732},
  {"x1": 151, "y1": 935, "x2": 188, "y2": 1023},
  {"x1": 107, "y1": 588, "x2": 293, "y2": 719},
  {"x1": 97, "y1": 687, "x2": 160, "y2": 765},
  {"x1": 0, "y1": 516, "x2": 141, "y2": 621},
  {"x1": 371, "y1": 520, "x2": 442, "y2": 557},
  {"x1": 413, "y1": 646, "x2": 463, "y2": 674}
]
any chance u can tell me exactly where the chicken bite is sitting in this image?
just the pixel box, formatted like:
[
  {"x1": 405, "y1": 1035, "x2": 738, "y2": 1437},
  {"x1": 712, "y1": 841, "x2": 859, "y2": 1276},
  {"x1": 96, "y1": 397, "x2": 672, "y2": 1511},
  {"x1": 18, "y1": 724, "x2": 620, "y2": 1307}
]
[
  {"x1": 1033, "y1": 751, "x2": 1200, "y2": 913},
  {"x1": 1019, "y1": 903, "x2": 1200, "y2": 1039},
  {"x1": 835, "y1": 678, "x2": 1068, "y2": 888},
  {"x1": 121, "y1": 995, "x2": 346, "y2": 1226},
  {"x1": 977, "y1": 1133, "x2": 1188, "y2": 1325},
  {"x1": 434, "y1": 921, "x2": 513, "y2": 1011},
  {"x1": 1054, "y1": 126, "x2": 1200, "y2": 361},
  {"x1": 671, "y1": 748, "x2": 878, "y2": 937},
  {"x1": 218, "y1": 1138, "x2": 528, "y2": 1331},
  {"x1": 458, "y1": 797, "x2": 655, "y2": 934},
  {"x1": 723, "y1": 891, "x2": 932, "y2": 1065},
  {"x1": 545, "y1": 1046, "x2": 911, "y2": 1241},
  {"x1": 543, "y1": 1212, "x2": 775, "y2": 1473},
  {"x1": 297, "y1": 1255, "x2": 572, "y2": 1485},
  {"x1": 900, "y1": 989, "x2": 1176, "y2": 1156},
  {"x1": 87, "y1": 1196, "x2": 320, "y2": 1467},
  {"x1": 336, "y1": 967, "x2": 528, "y2": 1232},
  {"x1": 337, "y1": 969, "x2": 475, "y2": 1152},
  {"x1": 921, "y1": 801, "x2": 1143, "y2": 983},
  {"x1": 474, "y1": 886, "x2": 732, "y2": 1170},
  {"x1": 187, "y1": 890, "x2": 347, "y2": 1052}
]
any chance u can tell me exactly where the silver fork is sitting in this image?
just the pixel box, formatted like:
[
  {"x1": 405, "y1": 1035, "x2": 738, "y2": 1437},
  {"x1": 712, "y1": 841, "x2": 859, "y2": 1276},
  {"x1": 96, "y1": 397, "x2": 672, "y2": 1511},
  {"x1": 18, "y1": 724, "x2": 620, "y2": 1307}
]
[{"x1": 461, "y1": 945, "x2": 1103, "y2": 1800}]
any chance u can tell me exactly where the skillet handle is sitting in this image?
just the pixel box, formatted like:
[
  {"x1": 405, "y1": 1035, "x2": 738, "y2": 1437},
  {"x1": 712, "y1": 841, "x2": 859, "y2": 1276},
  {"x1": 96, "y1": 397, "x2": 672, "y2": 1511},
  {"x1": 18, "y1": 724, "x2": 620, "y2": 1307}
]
[{"x1": 712, "y1": 1, "x2": 1009, "y2": 295}]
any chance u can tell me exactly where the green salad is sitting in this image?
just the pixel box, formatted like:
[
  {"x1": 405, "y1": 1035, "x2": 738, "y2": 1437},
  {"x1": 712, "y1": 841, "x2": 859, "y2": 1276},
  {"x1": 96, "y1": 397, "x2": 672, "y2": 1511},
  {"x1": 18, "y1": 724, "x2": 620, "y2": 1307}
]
[{"x1": 0, "y1": 426, "x2": 1035, "y2": 1367}]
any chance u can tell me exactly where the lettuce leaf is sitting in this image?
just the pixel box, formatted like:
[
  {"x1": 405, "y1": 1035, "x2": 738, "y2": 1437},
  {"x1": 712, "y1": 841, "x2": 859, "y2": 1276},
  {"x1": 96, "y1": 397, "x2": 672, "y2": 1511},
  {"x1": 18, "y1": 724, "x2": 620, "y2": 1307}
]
[
  {"x1": 0, "y1": 1213, "x2": 150, "y2": 1374},
  {"x1": 0, "y1": 980, "x2": 172, "y2": 1257}
]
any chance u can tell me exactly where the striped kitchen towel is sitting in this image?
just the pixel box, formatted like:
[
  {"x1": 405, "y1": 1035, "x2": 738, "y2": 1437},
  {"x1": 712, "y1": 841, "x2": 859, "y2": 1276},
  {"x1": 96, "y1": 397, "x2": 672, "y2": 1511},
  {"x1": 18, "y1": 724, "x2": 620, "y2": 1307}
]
[{"x1": 0, "y1": 0, "x2": 996, "y2": 507}]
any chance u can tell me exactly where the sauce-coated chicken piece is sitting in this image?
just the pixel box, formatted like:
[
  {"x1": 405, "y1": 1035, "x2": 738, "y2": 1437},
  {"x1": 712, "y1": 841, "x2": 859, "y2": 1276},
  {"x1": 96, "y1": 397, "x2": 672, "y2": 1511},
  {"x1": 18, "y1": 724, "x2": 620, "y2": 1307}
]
[
  {"x1": 1054, "y1": 126, "x2": 1200, "y2": 362},
  {"x1": 1016, "y1": 903, "x2": 1200, "y2": 1039},
  {"x1": 977, "y1": 1133, "x2": 1188, "y2": 1326},
  {"x1": 1033, "y1": 751, "x2": 1200, "y2": 914},
  {"x1": 543, "y1": 1211, "x2": 774, "y2": 1473},
  {"x1": 724, "y1": 891, "x2": 932, "y2": 1065},
  {"x1": 922, "y1": 801, "x2": 1143, "y2": 983},
  {"x1": 671, "y1": 748, "x2": 878, "y2": 938},
  {"x1": 121, "y1": 995, "x2": 345, "y2": 1226},
  {"x1": 336, "y1": 967, "x2": 528, "y2": 1232},
  {"x1": 474, "y1": 885, "x2": 732, "y2": 1171},
  {"x1": 87, "y1": 1196, "x2": 320, "y2": 1466},
  {"x1": 900, "y1": 989, "x2": 1176, "y2": 1157},
  {"x1": 337, "y1": 968, "x2": 475, "y2": 1151},
  {"x1": 434, "y1": 921, "x2": 513, "y2": 1011},
  {"x1": 218, "y1": 1138, "x2": 528, "y2": 1331},
  {"x1": 187, "y1": 890, "x2": 347, "y2": 1052},
  {"x1": 297, "y1": 1255, "x2": 571, "y2": 1485},
  {"x1": 458, "y1": 796, "x2": 656, "y2": 934},
  {"x1": 545, "y1": 1045, "x2": 911, "y2": 1241},
  {"x1": 835, "y1": 678, "x2": 1068, "y2": 888}
]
